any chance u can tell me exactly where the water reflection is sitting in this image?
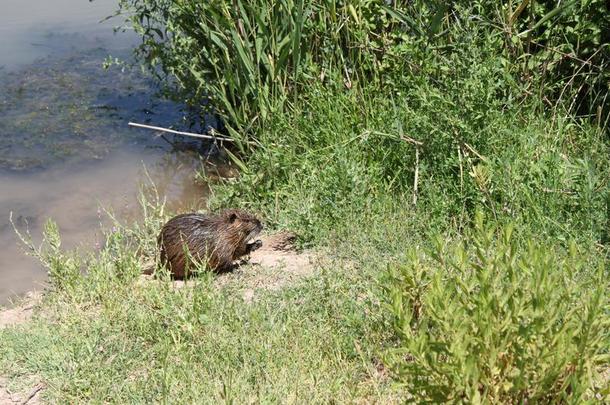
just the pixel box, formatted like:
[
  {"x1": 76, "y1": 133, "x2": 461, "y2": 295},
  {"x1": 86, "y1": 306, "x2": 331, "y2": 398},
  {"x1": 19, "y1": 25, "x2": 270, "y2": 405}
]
[
  {"x1": 0, "y1": 144, "x2": 221, "y2": 303},
  {"x1": 0, "y1": 0, "x2": 226, "y2": 304},
  {"x1": 0, "y1": 0, "x2": 136, "y2": 71}
]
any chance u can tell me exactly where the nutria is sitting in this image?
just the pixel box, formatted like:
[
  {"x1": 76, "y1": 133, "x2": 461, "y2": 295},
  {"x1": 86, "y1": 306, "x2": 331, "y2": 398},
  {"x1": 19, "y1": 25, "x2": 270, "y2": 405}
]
[{"x1": 158, "y1": 209, "x2": 263, "y2": 278}]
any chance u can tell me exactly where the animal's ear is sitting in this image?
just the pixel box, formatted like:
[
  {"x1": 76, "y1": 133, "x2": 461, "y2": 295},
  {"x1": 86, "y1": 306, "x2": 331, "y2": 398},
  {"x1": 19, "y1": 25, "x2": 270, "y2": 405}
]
[{"x1": 229, "y1": 212, "x2": 238, "y2": 223}]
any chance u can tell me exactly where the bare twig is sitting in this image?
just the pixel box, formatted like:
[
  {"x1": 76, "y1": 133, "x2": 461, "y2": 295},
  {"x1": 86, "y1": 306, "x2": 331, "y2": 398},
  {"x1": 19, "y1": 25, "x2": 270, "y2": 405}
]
[
  {"x1": 128, "y1": 122, "x2": 235, "y2": 142},
  {"x1": 541, "y1": 187, "x2": 576, "y2": 195},
  {"x1": 369, "y1": 130, "x2": 424, "y2": 146},
  {"x1": 535, "y1": 41, "x2": 607, "y2": 70},
  {"x1": 413, "y1": 147, "x2": 420, "y2": 206},
  {"x1": 546, "y1": 45, "x2": 607, "y2": 126},
  {"x1": 400, "y1": 134, "x2": 424, "y2": 146},
  {"x1": 343, "y1": 64, "x2": 352, "y2": 89},
  {"x1": 20, "y1": 383, "x2": 45, "y2": 405},
  {"x1": 509, "y1": 0, "x2": 530, "y2": 26},
  {"x1": 462, "y1": 142, "x2": 487, "y2": 162},
  {"x1": 458, "y1": 144, "x2": 465, "y2": 226}
]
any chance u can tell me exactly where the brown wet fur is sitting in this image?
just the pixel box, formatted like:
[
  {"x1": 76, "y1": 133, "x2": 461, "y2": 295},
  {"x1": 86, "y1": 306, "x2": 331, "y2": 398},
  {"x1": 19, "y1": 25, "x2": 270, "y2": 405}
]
[{"x1": 158, "y1": 209, "x2": 263, "y2": 278}]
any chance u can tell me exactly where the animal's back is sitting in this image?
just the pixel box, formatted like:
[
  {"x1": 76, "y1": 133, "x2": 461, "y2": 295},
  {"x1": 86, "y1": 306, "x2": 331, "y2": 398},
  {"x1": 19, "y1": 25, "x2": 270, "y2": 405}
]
[
  {"x1": 158, "y1": 210, "x2": 263, "y2": 278},
  {"x1": 158, "y1": 213, "x2": 216, "y2": 278}
]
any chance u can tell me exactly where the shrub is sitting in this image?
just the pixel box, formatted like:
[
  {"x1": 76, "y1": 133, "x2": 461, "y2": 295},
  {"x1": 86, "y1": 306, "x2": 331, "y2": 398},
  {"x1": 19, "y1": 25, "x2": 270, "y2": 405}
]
[
  {"x1": 384, "y1": 215, "x2": 609, "y2": 403},
  {"x1": 117, "y1": 0, "x2": 404, "y2": 141},
  {"x1": 212, "y1": 80, "x2": 609, "y2": 246},
  {"x1": 474, "y1": 0, "x2": 610, "y2": 122},
  {"x1": 117, "y1": 0, "x2": 610, "y2": 141}
]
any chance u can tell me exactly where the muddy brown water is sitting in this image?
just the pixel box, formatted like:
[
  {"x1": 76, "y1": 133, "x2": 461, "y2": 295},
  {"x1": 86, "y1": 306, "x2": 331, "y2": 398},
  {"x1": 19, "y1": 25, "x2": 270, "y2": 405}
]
[{"x1": 0, "y1": 1, "x2": 224, "y2": 304}]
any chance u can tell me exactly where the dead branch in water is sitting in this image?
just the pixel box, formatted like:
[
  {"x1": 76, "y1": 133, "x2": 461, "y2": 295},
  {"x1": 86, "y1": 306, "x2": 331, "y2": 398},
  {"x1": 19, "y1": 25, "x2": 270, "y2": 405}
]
[{"x1": 128, "y1": 122, "x2": 236, "y2": 142}]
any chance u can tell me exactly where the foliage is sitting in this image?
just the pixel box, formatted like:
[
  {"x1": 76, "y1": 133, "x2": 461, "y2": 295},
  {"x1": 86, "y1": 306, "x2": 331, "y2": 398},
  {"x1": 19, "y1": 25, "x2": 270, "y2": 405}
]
[
  {"x1": 384, "y1": 215, "x2": 609, "y2": 403},
  {"x1": 117, "y1": 0, "x2": 610, "y2": 141},
  {"x1": 2, "y1": 195, "x2": 395, "y2": 403},
  {"x1": 212, "y1": 79, "x2": 609, "y2": 246},
  {"x1": 478, "y1": 0, "x2": 610, "y2": 121},
  {"x1": 1, "y1": 1, "x2": 609, "y2": 402},
  {"x1": 117, "y1": 0, "x2": 403, "y2": 143}
]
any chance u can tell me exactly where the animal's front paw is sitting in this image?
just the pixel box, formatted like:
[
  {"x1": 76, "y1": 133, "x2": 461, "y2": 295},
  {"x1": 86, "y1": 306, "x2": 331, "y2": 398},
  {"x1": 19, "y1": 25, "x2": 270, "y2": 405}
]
[{"x1": 248, "y1": 239, "x2": 263, "y2": 252}]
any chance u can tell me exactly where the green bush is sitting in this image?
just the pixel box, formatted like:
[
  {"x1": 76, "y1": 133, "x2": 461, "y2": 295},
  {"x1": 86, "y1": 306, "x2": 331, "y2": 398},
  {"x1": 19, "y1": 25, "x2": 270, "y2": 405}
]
[
  {"x1": 117, "y1": 0, "x2": 610, "y2": 138},
  {"x1": 212, "y1": 80, "x2": 609, "y2": 246},
  {"x1": 473, "y1": 0, "x2": 610, "y2": 122},
  {"x1": 384, "y1": 215, "x2": 609, "y2": 403},
  {"x1": 386, "y1": 0, "x2": 610, "y2": 126},
  {"x1": 117, "y1": 0, "x2": 404, "y2": 140}
]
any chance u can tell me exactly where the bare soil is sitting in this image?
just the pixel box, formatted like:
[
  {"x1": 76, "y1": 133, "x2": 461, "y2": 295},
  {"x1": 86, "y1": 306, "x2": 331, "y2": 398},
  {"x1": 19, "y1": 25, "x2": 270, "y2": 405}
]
[
  {"x1": 0, "y1": 378, "x2": 44, "y2": 405},
  {"x1": 137, "y1": 231, "x2": 319, "y2": 302},
  {"x1": 220, "y1": 231, "x2": 319, "y2": 302},
  {"x1": 0, "y1": 291, "x2": 41, "y2": 330},
  {"x1": 0, "y1": 292, "x2": 45, "y2": 404}
]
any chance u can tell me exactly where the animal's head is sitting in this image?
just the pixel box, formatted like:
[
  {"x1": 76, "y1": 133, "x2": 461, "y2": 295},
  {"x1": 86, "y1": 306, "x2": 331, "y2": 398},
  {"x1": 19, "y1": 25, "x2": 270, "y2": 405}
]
[{"x1": 222, "y1": 209, "x2": 263, "y2": 243}]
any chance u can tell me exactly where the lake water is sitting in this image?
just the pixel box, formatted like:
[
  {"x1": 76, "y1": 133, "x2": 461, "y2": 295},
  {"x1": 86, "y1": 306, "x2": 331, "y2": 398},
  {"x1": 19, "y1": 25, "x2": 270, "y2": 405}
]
[{"x1": 0, "y1": 0, "x2": 219, "y2": 304}]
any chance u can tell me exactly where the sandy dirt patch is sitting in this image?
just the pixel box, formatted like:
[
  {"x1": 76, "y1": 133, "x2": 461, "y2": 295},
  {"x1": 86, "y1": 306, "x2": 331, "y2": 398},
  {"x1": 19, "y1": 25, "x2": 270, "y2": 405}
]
[
  {"x1": 0, "y1": 377, "x2": 44, "y2": 405},
  {"x1": 0, "y1": 291, "x2": 41, "y2": 330},
  {"x1": 219, "y1": 231, "x2": 319, "y2": 302},
  {"x1": 139, "y1": 231, "x2": 319, "y2": 302}
]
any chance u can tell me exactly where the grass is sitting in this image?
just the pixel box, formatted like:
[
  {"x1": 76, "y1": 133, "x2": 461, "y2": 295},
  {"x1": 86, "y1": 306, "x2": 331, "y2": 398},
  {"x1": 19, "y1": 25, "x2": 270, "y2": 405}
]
[
  {"x1": 1, "y1": 208, "x2": 399, "y2": 403},
  {"x1": 1, "y1": 0, "x2": 610, "y2": 402},
  {"x1": 211, "y1": 81, "x2": 609, "y2": 247},
  {"x1": 2, "y1": 76, "x2": 609, "y2": 404},
  {"x1": 2, "y1": 81, "x2": 609, "y2": 402}
]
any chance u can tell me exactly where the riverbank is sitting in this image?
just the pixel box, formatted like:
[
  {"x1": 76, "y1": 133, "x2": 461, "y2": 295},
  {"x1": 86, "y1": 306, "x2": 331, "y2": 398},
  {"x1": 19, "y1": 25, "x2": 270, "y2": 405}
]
[
  {"x1": 1, "y1": 203, "x2": 607, "y2": 402},
  {"x1": 0, "y1": 232, "x2": 327, "y2": 403},
  {"x1": 0, "y1": 224, "x2": 404, "y2": 402},
  {"x1": 3, "y1": 233, "x2": 316, "y2": 324},
  {"x1": 1, "y1": 1, "x2": 609, "y2": 402},
  {"x1": 0, "y1": 0, "x2": 204, "y2": 304},
  {"x1": 2, "y1": 80, "x2": 608, "y2": 404}
]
